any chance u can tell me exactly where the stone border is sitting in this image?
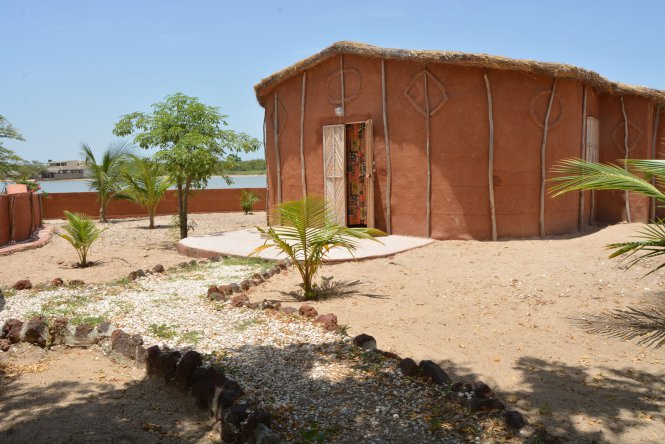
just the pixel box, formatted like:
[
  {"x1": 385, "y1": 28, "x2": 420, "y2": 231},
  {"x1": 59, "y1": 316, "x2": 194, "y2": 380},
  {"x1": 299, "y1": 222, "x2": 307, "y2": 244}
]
[
  {"x1": 0, "y1": 225, "x2": 54, "y2": 256},
  {"x1": 0, "y1": 316, "x2": 285, "y2": 444}
]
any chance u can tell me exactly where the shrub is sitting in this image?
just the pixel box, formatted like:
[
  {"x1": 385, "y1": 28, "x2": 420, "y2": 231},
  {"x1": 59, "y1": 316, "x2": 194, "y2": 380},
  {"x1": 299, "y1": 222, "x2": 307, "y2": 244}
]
[
  {"x1": 240, "y1": 190, "x2": 260, "y2": 215},
  {"x1": 58, "y1": 211, "x2": 104, "y2": 267}
]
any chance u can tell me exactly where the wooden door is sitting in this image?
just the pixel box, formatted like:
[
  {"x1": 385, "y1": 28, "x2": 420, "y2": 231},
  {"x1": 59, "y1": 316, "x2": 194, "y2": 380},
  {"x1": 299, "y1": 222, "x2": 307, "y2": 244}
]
[
  {"x1": 365, "y1": 119, "x2": 375, "y2": 228},
  {"x1": 323, "y1": 124, "x2": 346, "y2": 225}
]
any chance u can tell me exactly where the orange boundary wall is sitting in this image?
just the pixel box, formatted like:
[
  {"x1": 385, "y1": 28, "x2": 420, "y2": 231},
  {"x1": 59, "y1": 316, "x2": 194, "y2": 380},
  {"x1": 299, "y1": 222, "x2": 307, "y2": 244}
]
[
  {"x1": 0, "y1": 192, "x2": 43, "y2": 246},
  {"x1": 41, "y1": 188, "x2": 267, "y2": 219}
]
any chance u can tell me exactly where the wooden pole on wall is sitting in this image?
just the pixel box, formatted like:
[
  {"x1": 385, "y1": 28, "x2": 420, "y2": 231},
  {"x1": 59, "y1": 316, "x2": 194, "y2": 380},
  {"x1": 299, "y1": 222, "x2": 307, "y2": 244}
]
[
  {"x1": 483, "y1": 71, "x2": 497, "y2": 241},
  {"x1": 263, "y1": 111, "x2": 269, "y2": 225},
  {"x1": 651, "y1": 104, "x2": 661, "y2": 221},
  {"x1": 579, "y1": 85, "x2": 588, "y2": 231},
  {"x1": 620, "y1": 96, "x2": 631, "y2": 223},
  {"x1": 539, "y1": 78, "x2": 557, "y2": 238},
  {"x1": 339, "y1": 55, "x2": 345, "y2": 116},
  {"x1": 8, "y1": 195, "x2": 15, "y2": 242},
  {"x1": 274, "y1": 90, "x2": 282, "y2": 204},
  {"x1": 300, "y1": 72, "x2": 308, "y2": 197},
  {"x1": 424, "y1": 68, "x2": 431, "y2": 238},
  {"x1": 381, "y1": 60, "x2": 392, "y2": 234}
]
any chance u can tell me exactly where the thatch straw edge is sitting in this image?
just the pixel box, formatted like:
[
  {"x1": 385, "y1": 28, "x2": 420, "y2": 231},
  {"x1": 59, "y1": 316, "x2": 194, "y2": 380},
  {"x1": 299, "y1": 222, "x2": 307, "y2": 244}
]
[{"x1": 254, "y1": 41, "x2": 665, "y2": 105}]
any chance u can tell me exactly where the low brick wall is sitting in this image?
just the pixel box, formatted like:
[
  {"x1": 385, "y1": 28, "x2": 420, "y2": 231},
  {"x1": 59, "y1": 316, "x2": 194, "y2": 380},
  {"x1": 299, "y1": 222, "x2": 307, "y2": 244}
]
[
  {"x1": 0, "y1": 193, "x2": 43, "y2": 246},
  {"x1": 42, "y1": 188, "x2": 267, "y2": 219}
]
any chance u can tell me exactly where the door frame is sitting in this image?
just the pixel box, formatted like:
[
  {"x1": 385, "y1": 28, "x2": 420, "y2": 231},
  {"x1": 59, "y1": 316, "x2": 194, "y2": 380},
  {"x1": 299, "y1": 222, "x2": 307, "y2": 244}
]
[{"x1": 322, "y1": 120, "x2": 375, "y2": 228}]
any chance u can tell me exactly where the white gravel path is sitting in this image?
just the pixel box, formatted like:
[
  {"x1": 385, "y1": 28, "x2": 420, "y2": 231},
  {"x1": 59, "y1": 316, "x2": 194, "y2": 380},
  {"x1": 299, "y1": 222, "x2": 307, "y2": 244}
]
[{"x1": 1, "y1": 259, "x2": 505, "y2": 443}]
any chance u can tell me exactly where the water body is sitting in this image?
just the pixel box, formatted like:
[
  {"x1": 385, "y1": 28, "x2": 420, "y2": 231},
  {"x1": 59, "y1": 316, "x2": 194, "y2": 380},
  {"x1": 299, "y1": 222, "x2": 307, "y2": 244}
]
[{"x1": 2, "y1": 175, "x2": 266, "y2": 193}]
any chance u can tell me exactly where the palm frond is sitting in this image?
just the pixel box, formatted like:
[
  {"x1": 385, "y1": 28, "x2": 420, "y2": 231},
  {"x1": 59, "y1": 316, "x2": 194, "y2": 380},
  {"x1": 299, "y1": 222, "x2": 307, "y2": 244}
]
[{"x1": 549, "y1": 158, "x2": 665, "y2": 201}]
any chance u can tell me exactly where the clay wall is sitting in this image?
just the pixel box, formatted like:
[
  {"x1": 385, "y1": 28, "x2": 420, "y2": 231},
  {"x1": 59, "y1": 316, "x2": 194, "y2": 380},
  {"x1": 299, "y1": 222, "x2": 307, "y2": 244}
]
[
  {"x1": 261, "y1": 55, "x2": 621, "y2": 240},
  {"x1": 0, "y1": 193, "x2": 43, "y2": 246},
  {"x1": 41, "y1": 188, "x2": 267, "y2": 219},
  {"x1": 596, "y1": 95, "x2": 653, "y2": 224}
]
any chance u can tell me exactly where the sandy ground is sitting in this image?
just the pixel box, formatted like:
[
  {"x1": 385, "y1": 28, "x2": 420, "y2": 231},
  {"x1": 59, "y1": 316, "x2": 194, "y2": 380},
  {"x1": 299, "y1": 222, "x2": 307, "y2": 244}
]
[
  {"x1": 0, "y1": 343, "x2": 215, "y2": 443},
  {"x1": 245, "y1": 223, "x2": 665, "y2": 443},
  {"x1": 0, "y1": 212, "x2": 265, "y2": 286}
]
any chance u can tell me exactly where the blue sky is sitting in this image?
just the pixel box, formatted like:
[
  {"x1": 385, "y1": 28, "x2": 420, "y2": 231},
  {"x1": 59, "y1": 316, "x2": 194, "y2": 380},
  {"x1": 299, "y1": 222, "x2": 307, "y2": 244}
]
[{"x1": 2, "y1": 0, "x2": 664, "y2": 162}]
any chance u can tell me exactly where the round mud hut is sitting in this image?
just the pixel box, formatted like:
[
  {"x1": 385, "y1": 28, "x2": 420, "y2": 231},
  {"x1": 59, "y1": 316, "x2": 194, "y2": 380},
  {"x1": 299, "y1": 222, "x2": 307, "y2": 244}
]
[{"x1": 254, "y1": 41, "x2": 665, "y2": 240}]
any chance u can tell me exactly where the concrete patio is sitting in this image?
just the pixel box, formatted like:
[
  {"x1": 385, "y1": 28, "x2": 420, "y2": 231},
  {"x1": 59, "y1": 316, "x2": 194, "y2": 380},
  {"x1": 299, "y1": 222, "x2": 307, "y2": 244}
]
[{"x1": 176, "y1": 228, "x2": 433, "y2": 263}]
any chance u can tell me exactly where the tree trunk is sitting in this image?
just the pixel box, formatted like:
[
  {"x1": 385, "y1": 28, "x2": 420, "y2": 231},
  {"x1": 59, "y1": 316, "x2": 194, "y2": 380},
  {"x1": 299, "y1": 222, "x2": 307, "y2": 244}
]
[
  {"x1": 176, "y1": 180, "x2": 186, "y2": 239},
  {"x1": 179, "y1": 179, "x2": 191, "y2": 239},
  {"x1": 99, "y1": 200, "x2": 108, "y2": 223},
  {"x1": 149, "y1": 208, "x2": 155, "y2": 229}
]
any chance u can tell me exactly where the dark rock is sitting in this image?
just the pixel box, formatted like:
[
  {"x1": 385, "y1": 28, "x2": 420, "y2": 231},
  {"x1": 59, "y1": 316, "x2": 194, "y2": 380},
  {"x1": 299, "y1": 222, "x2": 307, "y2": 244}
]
[
  {"x1": 418, "y1": 360, "x2": 452, "y2": 385},
  {"x1": 252, "y1": 273, "x2": 263, "y2": 282},
  {"x1": 221, "y1": 285, "x2": 234, "y2": 296},
  {"x1": 178, "y1": 261, "x2": 189, "y2": 268},
  {"x1": 135, "y1": 345, "x2": 147, "y2": 364},
  {"x1": 207, "y1": 285, "x2": 219, "y2": 296},
  {"x1": 51, "y1": 277, "x2": 64, "y2": 287},
  {"x1": 314, "y1": 314, "x2": 338, "y2": 331},
  {"x1": 260, "y1": 271, "x2": 271, "y2": 280},
  {"x1": 352, "y1": 333, "x2": 377, "y2": 351},
  {"x1": 2, "y1": 319, "x2": 24, "y2": 343},
  {"x1": 191, "y1": 366, "x2": 226, "y2": 410},
  {"x1": 239, "y1": 280, "x2": 253, "y2": 291},
  {"x1": 281, "y1": 307, "x2": 298, "y2": 315},
  {"x1": 469, "y1": 397, "x2": 505, "y2": 413},
  {"x1": 48, "y1": 317, "x2": 69, "y2": 346},
  {"x1": 110, "y1": 329, "x2": 144, "y2": 361},
  {"x1": 127, "y1": 271, "x2": 139, "y2": 281},
  {"x1": 23, "y1": 317, "x2": 48, "y2": 347},
  {"x1": 221, "y1": 404, "x2": 270, "y2": 443},
  {"x1": 146, "y1": 345, "x2": 161, "y2": 375},
  {"x1": 159, "y1": 350, "x2": 182, "y2": 383},
  {"x1": 95, "y1": 321, "x2": 114, "y2": 338},
  {"x1": 231, "y1": 294, "x2": 249, "y2": 308},
  {"x1": 68, "y1": 279, "x2": 84, "y2": 287},
  {"x1": 251, "y1": 279, "x2": 263, "y2": 287},
  {"x1": 299, "y1": 304, "x2": 318, "y2": 319},
  {"x1": 213, "y1": 378, "x2": 245, "y2": 418},
  {"x1": 450, "y1": 381, "x2": 465, "y2": 392},
  {"x1": 229, "y1": 283, "x2": 241, "y2": 294},
  {"x1": 277, "y1": 260, "x2": 288, "y2": 270},
  {"x1": 209, "y1": 291, "x2": 224, "y2": 301},
  {"x1": 12, "y1": 280, "x2": 32, "y2": 290},
  {"x1": 270, "y1": 266, "x2": 281, "y2": 275},
  {"x1": 261, "y1": 300, "x2": 281, "y2": 310},
  {"x1": 0, "y1": 338, "x2": 10, "y2": 352},
  {"x1": 473, "y1": 381, "x2": 495, "y2": 399},
  {"x1": 137, "y1": 269, "x2": 146, "y2": 278},
  {"x1": 398, "y1": 358, "x2": 419, "y2": 377},
  {"x1": 209, "y1": 256, "x2": 220, "y2": 262},
  {"x1": 247, "y1": 302, "x2": 260, "y2": 309},
  {"x1": 175, "y1": 350, "x2": 203, "y2": 391},
  {"x1": 73, "y1": 323, "x2": 97, "y2": 346},
  {"x1": 152, "y1": 264, "x2": 165, "y2": 273},
  {"x1": 503, "y1": 410, "x2": 527, "y2": 430}
]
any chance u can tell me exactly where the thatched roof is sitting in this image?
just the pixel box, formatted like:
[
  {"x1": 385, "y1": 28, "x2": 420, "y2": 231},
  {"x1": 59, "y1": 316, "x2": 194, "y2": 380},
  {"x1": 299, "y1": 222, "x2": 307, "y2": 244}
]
[{"x1": 255, "y1": 41, "x2": 665, "y2": 105}]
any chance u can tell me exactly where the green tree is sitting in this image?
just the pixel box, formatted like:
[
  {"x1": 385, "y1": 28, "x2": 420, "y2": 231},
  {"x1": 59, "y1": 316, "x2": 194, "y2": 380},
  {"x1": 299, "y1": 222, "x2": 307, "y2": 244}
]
[
  {"x1": 58, "y1": 211, "x2": 104, "y2": 267},
  {"x1": 0, "y1": 115, "x2": 27, "y2": 179},
  {"x1": 81, "y1": 141, "x2": 130, "y2": 222},
  {"x1": 118, "y1": 154, "x2": 174, "y2": 229},
  {"x1": 113, "y1": 93, "x2": 261, "y2": 239},
  {"x1": 550, "y1": 158, "x2": 665, "y2": 273},
  {"x1": 252, "y1": 196, "x2": 386, "y2": 300}
]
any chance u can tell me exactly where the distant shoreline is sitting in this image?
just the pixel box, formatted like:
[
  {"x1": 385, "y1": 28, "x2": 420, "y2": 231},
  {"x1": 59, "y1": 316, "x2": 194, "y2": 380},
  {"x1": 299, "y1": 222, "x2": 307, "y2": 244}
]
[{"x1": 35, "y1": 173, "x2": 266, "y2": 182}]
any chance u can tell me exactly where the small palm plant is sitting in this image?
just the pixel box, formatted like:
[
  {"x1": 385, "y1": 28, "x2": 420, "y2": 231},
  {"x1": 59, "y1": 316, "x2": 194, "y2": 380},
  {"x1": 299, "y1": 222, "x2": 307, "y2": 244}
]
[
  {"x1": 550, "y1": 158, "x2": 665, "y2": 274},
  {"x1": 81, "y1": 141, "x2": 130, "y2": 222},
  {"x1": 118, "y1": 155, "x2": 174, "y2": 228},
  {"x1": 251, "y1": 195, "x2": 386, "y2": 300},
  {"x1": 240, "y1": 190, "x2": 260, "y2": 215},
  {"x1": 550, "y1": 158, "x2": 665, "y2": 347},
  {"x1": 58, "y1": 211, "x2": 104, "y2": 267}
]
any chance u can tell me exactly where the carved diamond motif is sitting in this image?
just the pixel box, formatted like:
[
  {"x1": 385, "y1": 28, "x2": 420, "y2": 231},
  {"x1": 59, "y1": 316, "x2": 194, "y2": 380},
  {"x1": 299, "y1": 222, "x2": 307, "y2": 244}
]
[{"x1": 405, "y1": 70, "x2": 448, "y2": 117}]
